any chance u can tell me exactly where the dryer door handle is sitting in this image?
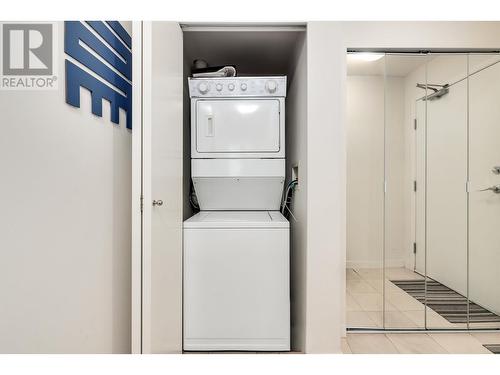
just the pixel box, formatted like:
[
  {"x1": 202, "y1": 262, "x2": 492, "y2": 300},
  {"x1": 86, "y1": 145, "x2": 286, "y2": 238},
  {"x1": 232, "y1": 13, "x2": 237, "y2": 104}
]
[{"x1": 206, "y1": 115, "x2": 215, "y2": 137}]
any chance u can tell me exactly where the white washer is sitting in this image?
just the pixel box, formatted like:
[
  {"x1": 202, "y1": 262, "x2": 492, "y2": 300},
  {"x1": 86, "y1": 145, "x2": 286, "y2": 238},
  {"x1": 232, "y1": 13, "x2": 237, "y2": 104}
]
[{"x1": 183, "y1": 211, "x2": 290, "y2": 351}]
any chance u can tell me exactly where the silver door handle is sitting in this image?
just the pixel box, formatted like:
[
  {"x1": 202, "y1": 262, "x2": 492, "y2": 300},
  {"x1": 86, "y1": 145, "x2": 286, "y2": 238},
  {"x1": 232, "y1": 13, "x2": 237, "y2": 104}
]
[
  {"x1": 478, "y1": 185, "x2": 500, "y2": 194},
  {"x1": 152, "y1": 199, "x2": 164, "y2": 206}
]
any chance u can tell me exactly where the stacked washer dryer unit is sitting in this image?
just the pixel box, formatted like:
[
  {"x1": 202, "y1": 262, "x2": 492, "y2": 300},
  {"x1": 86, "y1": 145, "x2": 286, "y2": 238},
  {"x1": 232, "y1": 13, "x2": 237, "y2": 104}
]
[{"x1": 183, "y1": 76, "x2": 290, "y2": 351}]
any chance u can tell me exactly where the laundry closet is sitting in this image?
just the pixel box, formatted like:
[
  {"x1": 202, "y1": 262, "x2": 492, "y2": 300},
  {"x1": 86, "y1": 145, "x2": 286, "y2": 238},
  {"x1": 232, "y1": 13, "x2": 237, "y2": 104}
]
[{"x1": 132, "y1": 22, "x2": 308, "y2": 353}]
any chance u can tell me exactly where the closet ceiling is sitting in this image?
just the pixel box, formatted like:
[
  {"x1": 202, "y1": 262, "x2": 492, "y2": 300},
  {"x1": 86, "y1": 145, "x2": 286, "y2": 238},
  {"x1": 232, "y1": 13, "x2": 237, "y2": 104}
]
[{"x1": 183, "y1": 31, "x2": 303, "y2": 76}]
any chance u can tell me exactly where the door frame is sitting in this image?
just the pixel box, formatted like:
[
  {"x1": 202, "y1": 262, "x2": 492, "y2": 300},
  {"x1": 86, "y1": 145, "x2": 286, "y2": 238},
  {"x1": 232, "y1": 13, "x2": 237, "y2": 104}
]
[
  {"x1": 131, "y1": 20, "x2": 154, "y2": 354},
  {"x1": 131, "y1": 20, "x2": 144, "y2": 354}
]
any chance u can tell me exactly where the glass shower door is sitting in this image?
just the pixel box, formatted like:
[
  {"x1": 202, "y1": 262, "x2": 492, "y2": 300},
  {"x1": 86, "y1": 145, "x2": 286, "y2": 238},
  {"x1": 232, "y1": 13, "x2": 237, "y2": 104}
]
[{"x1": 468, "y1": 56, "x2": 500, "y2": 329}]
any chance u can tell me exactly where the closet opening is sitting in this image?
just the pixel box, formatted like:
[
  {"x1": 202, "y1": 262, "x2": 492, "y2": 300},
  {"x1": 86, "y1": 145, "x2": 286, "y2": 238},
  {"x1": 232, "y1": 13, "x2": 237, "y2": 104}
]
[{"x1": 181, "y1": 24, "x2": 308, "y2": 351}]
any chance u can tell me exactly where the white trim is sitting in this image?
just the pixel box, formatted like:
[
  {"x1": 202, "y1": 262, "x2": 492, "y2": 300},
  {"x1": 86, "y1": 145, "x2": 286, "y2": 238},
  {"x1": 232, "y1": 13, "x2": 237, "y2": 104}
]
[
  {"x1": 141, "y1": 21, "x2": 153, "y2": 354},
  {"x1": 131, "y1": 20, "x2": 143, "y2": 355}
]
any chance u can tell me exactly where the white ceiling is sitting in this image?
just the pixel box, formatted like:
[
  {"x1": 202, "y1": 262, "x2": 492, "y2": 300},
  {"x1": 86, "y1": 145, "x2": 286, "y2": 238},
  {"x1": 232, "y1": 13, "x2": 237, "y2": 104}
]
[{"x1": 347, "y1": 54, "x2": 428, "y2": 77}]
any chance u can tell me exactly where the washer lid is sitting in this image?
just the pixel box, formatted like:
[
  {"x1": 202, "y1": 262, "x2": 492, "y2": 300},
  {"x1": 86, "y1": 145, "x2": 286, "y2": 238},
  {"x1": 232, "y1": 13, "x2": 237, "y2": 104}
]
[{"x1": 183, "y1": 211, "x2": 289, "y2": 229}]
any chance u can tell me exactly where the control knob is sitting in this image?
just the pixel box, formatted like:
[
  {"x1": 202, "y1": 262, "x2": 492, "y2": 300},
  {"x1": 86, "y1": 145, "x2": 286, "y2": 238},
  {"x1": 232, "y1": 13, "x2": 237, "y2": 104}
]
[
  {"x1": 265, "y1": 80, "x2": 277, "y2": 93},
  {"x1": 198, "y1": 82, "x2": 209, "y2": 94},
  {"x1": 240, "y1": 83, "x2": 247, "y2": 91},
  {"x1": 228, "y1": 83, "x2": 235, "y2": 91},
  {"x1": 216, "y1": 83, "x2": 223, "y2": 91}
]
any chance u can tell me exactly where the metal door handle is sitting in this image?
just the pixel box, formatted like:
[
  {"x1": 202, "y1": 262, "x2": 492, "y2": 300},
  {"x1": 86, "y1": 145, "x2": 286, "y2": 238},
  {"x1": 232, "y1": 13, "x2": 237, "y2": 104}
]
[
  {"x1": 478, "y1": 185, "x2": 500, "y2": 194},
  {"x1": 152, "y1": 199, "x2": 164, "y2": 206}
]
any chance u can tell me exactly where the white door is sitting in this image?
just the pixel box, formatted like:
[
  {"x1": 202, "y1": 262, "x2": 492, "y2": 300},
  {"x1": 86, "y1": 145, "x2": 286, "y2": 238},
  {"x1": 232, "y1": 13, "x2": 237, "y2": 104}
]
[
  {"x1": 468, "y1": 60, "x2": 500, "y2": 327},
  {"x1": 425, "y1": 79, "x2": 468, "y2": 299},
  {"x1": 195, "y1": 99, "x2": 281, "y2": 154},
  {"x1": 132, "y1": 21, "x2": 184, "y2": 353}
]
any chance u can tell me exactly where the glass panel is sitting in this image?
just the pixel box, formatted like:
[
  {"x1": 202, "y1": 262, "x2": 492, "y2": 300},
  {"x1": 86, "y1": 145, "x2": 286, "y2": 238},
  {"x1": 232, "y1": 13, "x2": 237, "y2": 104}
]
[
  {"x1": 468, "y1": 53, "x2": 500, "y2": 329},
  {"x1": 346, "y1": 52, "x2": 385, "y2": 328},
  {"x1": 384, "y1": 53, "x2": 428, "y2": 329},
  {"x1": 425, "y1": 54, "x2": 468, "y2": 329},
  {"x1": 469, "y1": 53, "x2": 500, "y2": 76}
]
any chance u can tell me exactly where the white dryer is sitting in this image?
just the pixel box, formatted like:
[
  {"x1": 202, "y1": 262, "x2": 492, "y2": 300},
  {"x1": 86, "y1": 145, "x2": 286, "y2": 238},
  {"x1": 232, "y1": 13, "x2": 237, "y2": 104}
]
[
  {"x1": 189, "y1": 76, "x2": 286, "y2": 160},
  {"x1": 184, "y1": 76, "x2": 289, "y2": 351}
]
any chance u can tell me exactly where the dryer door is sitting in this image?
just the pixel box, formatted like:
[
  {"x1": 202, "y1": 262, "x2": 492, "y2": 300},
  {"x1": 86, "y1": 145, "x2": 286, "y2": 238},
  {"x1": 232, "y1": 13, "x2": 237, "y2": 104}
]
[{"x1": 195, "y1": 99, "x2": 281, "y2": 154}]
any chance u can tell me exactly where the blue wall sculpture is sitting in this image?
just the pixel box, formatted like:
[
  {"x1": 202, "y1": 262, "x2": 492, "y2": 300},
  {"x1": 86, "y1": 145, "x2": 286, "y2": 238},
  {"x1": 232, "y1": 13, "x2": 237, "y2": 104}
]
[{"x1": 64, "y1": 21, "x2": 132, "y2": 129}]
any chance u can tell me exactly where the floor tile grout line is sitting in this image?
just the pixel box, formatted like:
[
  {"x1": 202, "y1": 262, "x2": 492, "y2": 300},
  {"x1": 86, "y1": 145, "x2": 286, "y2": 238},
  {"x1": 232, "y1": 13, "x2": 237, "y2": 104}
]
[
  {"x1": 383, "y1": 333, "x2": 403, "y2": 354},
  {"x1": 427, "y1": 332, "x2": 493, "y2": 354},
  {"x1": 341, "y1": 338, "x2": 353, "y2": 354},
  {"x1": 346, "y1": 333, "x2": 400, "y2": 354},
  {"x1": 423, "y1": 332, "x2": 451, "y2": 354},
  {"x1": 384, "y1": 333, "x2": 401, "y2": 354}
]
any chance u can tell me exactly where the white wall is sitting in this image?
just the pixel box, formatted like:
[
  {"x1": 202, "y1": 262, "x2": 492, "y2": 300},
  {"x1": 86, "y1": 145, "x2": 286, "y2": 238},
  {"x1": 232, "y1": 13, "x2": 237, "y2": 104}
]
[
  {"x1": 285, "y1": 31, "x2": 307, "y2": 352},
  {"x1": 346, "y1": 75, "x2": 383, "y2": 269},
  {"x1": 0, "y1": 21, "x2": 132, "y2": 353},
  {"x1": 346, "y1": 75, "x2": 406, "y2": 269},
  {"x1": 306, "y1": 22, "x2": 345, "y2": 353},
  {"x1": 385, "y1": 77, "x2": 407, "y2": 269}
]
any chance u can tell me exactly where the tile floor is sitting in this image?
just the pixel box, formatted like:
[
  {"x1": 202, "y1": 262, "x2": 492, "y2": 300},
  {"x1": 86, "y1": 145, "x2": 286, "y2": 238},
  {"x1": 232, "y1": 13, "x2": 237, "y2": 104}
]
[
  {"x1": 346, "y1": 267, "x2": 500, "y2": 329},
  {"x1": 184, "y1": 333, "x2": 500, "y2": 354},
  {"x1": 343, "y1": 332, "x2": 500, "y2": 354},
  {"x1": 345, "y1": 266, "x2": 500, "y2": 354}
]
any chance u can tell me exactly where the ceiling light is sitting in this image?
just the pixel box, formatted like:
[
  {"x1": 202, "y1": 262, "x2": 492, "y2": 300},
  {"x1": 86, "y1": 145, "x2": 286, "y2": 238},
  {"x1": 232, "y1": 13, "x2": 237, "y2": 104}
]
[{"x1": 349, "y1": 53, "x2": 384, "y2": 62}]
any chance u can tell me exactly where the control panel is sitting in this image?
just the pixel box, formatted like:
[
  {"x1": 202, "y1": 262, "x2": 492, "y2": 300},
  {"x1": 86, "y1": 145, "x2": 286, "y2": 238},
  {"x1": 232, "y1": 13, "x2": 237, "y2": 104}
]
[{"x1": 189, "y1": 76, "x2": 287, "y2": 98}]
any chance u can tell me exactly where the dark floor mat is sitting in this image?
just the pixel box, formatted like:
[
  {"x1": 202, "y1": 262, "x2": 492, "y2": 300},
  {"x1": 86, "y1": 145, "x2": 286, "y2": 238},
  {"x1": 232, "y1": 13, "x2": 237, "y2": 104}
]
[{"x1": 391, "y1": 279, "x2": 500, "y2": 324}]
